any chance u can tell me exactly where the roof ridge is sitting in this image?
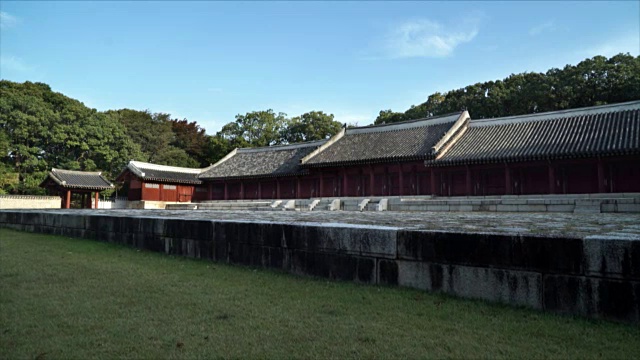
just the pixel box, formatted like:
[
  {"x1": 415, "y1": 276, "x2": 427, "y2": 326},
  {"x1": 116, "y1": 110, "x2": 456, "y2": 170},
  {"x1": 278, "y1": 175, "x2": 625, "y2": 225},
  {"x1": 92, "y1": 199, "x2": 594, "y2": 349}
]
[
  {"x1": 236, "y1": 139, "x2": 327, "y2": 153},
  {"x1": 471, "y1": 100, "x2": 640, "y2": 128},
  {"x1": 129, "y1": 160, "x2": 204, "y2": 174},
  {"x1": 51, "y1": 168, "x2": 103, "y2": 175},
  {"x1": 347, "y1": 112, "x2": 462, "y2": 135}
]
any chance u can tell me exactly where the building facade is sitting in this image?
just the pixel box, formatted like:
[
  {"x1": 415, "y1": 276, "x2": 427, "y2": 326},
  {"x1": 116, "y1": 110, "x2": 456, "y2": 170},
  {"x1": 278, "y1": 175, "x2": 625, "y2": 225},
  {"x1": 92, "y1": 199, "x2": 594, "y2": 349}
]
[
  {"x1": 118, "y1": 101, "x2": 640, "y2": 201},
  {"x1": 116, "y1": 161, "x2": 209, "y2": 202}
]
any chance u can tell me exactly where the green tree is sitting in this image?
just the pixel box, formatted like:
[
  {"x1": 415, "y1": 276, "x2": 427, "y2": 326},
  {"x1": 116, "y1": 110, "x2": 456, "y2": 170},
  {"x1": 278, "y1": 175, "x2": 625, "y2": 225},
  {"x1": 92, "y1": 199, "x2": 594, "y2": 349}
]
[
  {"x1": 218, "y1": 109, "x2": 287, "y2": 147},
  {"x1": 171, "y1": 119, "x2": 209, "y2": 166},
  {"x1": 376, "y1": 53, "x2": 640, "y2": 124},
  {"x1": 0, "y1": 81, "x2": 142, "y2": 194},
  {"x1": 282, "y1": 111, "x2": 342, "y2": 143}
]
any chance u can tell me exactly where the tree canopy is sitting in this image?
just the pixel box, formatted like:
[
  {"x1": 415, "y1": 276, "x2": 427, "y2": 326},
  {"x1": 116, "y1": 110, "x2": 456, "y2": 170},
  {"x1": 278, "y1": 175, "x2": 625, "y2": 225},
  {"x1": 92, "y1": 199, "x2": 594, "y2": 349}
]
[{"x1": 374, "y1": 54, "x2": 640, "y2": 124}]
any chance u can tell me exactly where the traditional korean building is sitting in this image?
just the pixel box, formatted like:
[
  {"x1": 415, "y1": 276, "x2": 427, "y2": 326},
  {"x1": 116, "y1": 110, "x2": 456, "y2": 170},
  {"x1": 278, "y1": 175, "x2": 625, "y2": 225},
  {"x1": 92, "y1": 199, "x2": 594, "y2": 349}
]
[
  {"x1": 116, "y1": 160, "x2": 209, "y2": 202},
  {"x1": 199, "y1": 140, "x2": 326, "y2": 200},
  {"x1": 40, "y1": 168, "x2": 114, "y2": 209},
  {"x1": 300, "y1": 111, "x2": 470, "y2": 196},
  {"x1": 426, "y1": 100, "x2": 640, "y2": 195},
  {"x1": 117, "y1": 101, "x2": 639, "y2": 202}
]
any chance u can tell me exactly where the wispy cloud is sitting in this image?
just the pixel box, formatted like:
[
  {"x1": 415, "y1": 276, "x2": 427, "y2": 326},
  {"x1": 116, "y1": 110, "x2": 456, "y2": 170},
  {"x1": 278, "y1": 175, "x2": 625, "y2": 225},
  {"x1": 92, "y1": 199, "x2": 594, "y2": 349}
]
[
  {"x1": 581, "y1": 33, "x2": 640, "y2": 58},
  {"x1": 0, "y1": 11, "x2": 19, "y2": 29},
  {"x1": 529, "y1": 21, "x2": 555, "y2": 36},
  {"x1": 382, "y1": 18, "x2": 479, "y2": 59},
  {"x1": 0, "y1": 55, "x2": 33, "y2": 73}
]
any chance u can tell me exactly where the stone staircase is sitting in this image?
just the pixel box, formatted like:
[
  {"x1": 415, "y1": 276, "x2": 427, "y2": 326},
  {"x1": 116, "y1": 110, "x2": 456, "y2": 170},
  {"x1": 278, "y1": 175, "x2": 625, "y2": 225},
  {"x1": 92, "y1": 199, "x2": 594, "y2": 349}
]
[{"x1": 167, "y1": 193, "x2": 640, "y2": 213}]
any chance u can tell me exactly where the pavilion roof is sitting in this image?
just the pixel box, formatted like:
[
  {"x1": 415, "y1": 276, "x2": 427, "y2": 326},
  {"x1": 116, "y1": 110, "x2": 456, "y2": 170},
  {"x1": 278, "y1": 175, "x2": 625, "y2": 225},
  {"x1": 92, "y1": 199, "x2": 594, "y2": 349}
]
[
  {"x1": 199, "y1": 140, "x2": 326, "y2": 180},
  {"x1": 119, "y1": 160, "x2": 204, "y2": 185},
  {"x1": 302, "y1": 112, "x2": 469, "y2": 168},
  {"x1": 427, "y1": 100, "x2": 640, "y2": 167},
  {"x1": 40, "y1": 168, "x2": 114, "y2": 190}
]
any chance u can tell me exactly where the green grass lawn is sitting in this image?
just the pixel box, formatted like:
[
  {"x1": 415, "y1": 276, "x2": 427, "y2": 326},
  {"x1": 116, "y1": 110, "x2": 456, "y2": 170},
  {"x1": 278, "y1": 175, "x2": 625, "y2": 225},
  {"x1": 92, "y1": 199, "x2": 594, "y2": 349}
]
[{"x1": 1, "y1": 228, "x2": 638, "y2": 359}]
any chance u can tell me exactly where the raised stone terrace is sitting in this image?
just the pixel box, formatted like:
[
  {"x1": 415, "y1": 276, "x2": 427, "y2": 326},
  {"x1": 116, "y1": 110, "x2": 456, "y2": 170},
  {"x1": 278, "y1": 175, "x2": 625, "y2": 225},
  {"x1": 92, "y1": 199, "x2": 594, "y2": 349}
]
[
  {"x1": 17, "y1": 208, "x2": 640, "y2": 240},
  {"x1": 2, "y1": 208, "x2": 639, "y2": 323}
]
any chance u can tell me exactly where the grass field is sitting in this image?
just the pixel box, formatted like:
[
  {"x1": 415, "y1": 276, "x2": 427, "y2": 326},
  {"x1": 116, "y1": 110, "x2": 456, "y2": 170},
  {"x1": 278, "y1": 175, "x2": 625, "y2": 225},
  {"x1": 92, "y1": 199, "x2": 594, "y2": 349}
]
[{"x1": 1, "y1": 228, "x2": 638, "y2": 359}]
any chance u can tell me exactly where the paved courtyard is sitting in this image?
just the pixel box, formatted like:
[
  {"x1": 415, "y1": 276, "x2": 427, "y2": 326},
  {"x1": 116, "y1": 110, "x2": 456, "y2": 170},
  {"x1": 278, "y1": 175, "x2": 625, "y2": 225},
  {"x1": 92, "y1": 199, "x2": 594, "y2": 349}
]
[{"x1": 21, "y1": 209, "x2": 640, "y2": 240}]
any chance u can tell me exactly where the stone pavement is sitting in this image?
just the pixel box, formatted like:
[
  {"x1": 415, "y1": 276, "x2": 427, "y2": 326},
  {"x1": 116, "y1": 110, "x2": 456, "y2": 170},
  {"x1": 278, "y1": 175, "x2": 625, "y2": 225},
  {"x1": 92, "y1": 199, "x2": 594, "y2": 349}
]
[{"x1": 22, "y1": 209, "x2": 640, "y2": 240}]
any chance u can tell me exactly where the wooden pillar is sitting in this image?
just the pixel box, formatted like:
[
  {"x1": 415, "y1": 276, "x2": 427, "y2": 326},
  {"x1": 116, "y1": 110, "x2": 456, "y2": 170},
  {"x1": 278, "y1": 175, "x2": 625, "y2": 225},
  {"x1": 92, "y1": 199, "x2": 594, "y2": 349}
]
[
  {"x1": 369, "y1": 165, "x2": 375, "y2": 196},
  {"x1": 597, "y1": 158, "x2": 606, "y2": 193},
  {"x1": 319, "y1": 175, "x2": 324, "y2": 198},
  {"x1": 465, "y1": 165, "x2": 472, "y2": 196},
  {"x1": 505, "y1": 163, "x2": 512, "y2": 195},
  {"x1": 342, "y1": 168, "x2": 348, "y2": 197},
  {"x1": 548, "y1": 163, "x2": 555, "y2": 194},
  {"x1": 385, "y1": 167, "x2": 389, "y2": 196},
  {"x1": 94, "y1": 192, "x2": 99, "y2": 209},
  {"x1": 207, "y1": 183, "x2": 213, "y2": 200},
  {"x1": 430, "y1": 169, "x2": 436, "y2": 195},
  {"x1": 258, "y1": 181, "x2": 262, "y2": 199},
  {"x1": 224, "y1": 182, "x2": 228, "y2": 200},
  {"x1": 65, "y1": 190, "x2": 71, "y2": 209},
  {"x1": 276, "y1": 179, "x2": 281, "y2": 199},
  {"x1": 239, "y1": 181, "x2": 244, "y2": 200},
  {"x1": 398, "y1": 164, "x2": 404, "y2": 196},
  {"x1": 296, "y1": 177, "x2": 301, "y2": 199}
]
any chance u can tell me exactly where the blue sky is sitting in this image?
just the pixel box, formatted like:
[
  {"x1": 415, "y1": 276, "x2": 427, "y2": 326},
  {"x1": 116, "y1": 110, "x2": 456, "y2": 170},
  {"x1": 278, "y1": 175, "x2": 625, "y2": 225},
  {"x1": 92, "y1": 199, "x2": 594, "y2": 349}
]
[{"x1": 1, "y1": 1, "x2": 639, "y2": 133}]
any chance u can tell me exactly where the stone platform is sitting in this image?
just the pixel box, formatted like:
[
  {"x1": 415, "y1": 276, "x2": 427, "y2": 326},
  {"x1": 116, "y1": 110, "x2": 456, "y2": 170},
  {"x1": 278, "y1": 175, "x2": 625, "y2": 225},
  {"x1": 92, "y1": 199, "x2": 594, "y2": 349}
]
[{"x1": 1, "y1": 209, "x2": 639, "y2": 323}]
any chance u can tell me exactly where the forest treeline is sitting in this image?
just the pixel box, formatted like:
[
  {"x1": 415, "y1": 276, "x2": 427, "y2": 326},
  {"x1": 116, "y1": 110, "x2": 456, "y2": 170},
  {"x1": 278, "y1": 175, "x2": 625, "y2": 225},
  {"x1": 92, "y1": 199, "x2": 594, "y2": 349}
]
[
  {"x1": 375, "y1": 53, "x2": 640, "y2": 124},
  {"x1": 0, "y1": 53, "x2": 638, "y2": 195}
]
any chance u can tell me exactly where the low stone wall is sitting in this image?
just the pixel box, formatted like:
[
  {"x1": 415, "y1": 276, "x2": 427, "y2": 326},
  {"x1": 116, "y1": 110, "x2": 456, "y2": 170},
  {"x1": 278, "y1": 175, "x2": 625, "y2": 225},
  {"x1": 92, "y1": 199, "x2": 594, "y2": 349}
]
[
  {"x1": 0, "y1": 195, "x2": 60, "y2": 209},
  {"x1": 0, "y1": 210, "x2": 638, "y2": 323}
]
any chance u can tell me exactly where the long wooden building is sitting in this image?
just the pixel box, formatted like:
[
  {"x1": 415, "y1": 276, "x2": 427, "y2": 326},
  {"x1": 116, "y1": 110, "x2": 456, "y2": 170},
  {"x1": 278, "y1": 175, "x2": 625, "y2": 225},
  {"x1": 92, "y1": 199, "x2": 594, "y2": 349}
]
[
  {"x1": 118, "y1": 101, "x2": 640, "y2": 201},
  {"x1": 116, "y1": 161, "x2": 209, "y2": 202}
]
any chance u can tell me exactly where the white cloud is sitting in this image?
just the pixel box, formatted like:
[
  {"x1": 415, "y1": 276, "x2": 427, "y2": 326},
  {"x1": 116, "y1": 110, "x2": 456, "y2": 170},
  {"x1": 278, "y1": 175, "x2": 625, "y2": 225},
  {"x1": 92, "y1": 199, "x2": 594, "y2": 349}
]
[
  {"x1": 207, "y1": 87, "x2": 223, "y2": 93},
  {"x1": 582, "y1": 33, "x2": 640, "y2": 58},
  {"x1": 0, "y1": 11, "x2": 19, "y2": 29},
  {"x1": 0, "y1": 55, "x2": 33, "y2": 73},
  {"x1": 383, "y1": 19, "x2": 478, "y2": 59},
  {"x1": 529, "y1": 21, "x2": 555, "y2": 36}
]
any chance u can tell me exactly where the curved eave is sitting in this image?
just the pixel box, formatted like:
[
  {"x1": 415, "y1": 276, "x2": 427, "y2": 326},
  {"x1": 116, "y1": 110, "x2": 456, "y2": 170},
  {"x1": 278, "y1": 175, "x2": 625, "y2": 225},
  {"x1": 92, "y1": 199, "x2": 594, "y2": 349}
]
[
  {"x1": 142, "y1": 176, "x2": 203, "y2": 185},
  {"x1": 425, "y1": 149, "x2": 640, "y2": 167},
  {"x1": 303, "y1": 154, "x2": 434, "y2": 168},
  {"x1": 59, "y1": 184, "x2": 115, "y2": 190}
]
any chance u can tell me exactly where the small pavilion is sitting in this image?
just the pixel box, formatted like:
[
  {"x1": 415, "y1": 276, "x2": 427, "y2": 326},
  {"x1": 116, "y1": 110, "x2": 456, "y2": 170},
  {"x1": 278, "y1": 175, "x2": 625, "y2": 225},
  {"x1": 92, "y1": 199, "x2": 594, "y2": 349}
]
[{"x1": 40, "y1": 168, "x2": 114, "y2": 209}]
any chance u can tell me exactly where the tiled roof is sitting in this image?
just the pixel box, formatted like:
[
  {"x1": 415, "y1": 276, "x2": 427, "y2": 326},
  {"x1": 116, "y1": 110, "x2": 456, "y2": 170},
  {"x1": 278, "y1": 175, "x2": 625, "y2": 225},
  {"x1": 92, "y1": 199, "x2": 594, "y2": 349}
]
[
  {"x1": 427, "y1": 101, "x2": 640, "y2": 167},
  {"x1": 302, "y1": 112, "x2": 467, "y2": 167},
  {"x1": 199, "y1": 140, "x2": 326, "y2": 180},
  {"x1": 40, "y1": 168, "x2": 114, "y2": 190},
  {"x1": 123, "y1": 160, "x2": 204, "y2": 184}
]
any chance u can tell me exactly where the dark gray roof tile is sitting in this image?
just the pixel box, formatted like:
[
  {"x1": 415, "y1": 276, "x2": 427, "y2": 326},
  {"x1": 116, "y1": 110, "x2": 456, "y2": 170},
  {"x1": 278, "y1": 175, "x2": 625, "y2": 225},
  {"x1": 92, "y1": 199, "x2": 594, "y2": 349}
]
[
  {"x1": 199, "y1": 140, "x2": 325, "y2": 180},
  {"x1": 304, "y1": 112, "x2": 464, "y2": 167},
  {"x1": 428, "y1": 101, "x2": 640, "y2": 166},
  {"x1": 124, "y1": 161, "x2": 203, "y2": 184},
  {"x1": 41, "y1": 169, "x2": 114, "y2": 190}
]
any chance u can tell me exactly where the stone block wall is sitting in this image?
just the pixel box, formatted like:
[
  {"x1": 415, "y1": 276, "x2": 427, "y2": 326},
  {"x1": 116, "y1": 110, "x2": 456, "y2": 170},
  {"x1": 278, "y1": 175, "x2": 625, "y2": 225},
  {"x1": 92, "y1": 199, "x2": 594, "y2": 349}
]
[{"x1": 0, "y1": 210, "x2": 638, "y2": 323}]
